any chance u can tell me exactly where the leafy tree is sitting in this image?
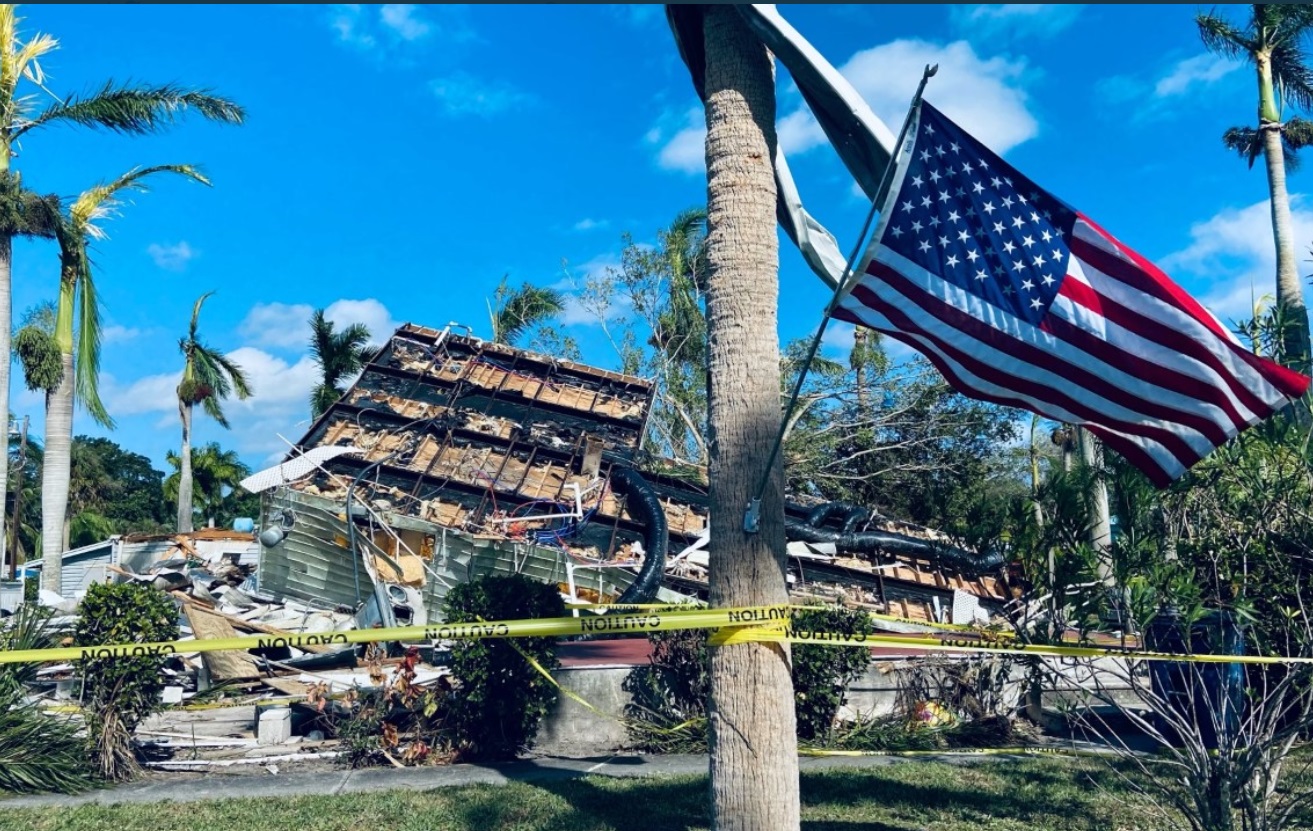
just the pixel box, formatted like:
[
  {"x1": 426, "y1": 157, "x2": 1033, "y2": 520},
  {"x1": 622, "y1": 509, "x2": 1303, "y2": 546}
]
[
  {"x1": 566, "y1": 209, "x2": 712, "y2": 466},
  {"x1": 164, "y1": 442, "x2": 250, "y2": 529},
  {"x1": 0, "y1": 4, "x2": 244, "y2": 571},
  {"x1": 69, "y1": 436, "x2": 168, "y2": 531},
  {"x1": 308, "y1": 308, "x2": 376, "y2": 419},
  {"x1": 1198, "y1": 4, "x2": 1313, "y2": 370},
  {"x1": 174, "y1": 292, "x2": 251, "y2": 533},
  {"x1": 487, "y1": 276, "x2": 564, "y2": 346},
  {"x1": 35, "y1": 165, "x2": 207, "y2": 586}
]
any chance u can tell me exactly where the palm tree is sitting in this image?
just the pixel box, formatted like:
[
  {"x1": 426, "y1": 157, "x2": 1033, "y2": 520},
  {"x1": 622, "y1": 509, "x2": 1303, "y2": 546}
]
[
  {"x1": 699, "y1": 6, "x2": 800, "y2": 830},
  {"x1": 32, "y1": 165, "x2": 208, "y2": 584},
  {"x1": 1199, "y1": 5, "x2": 1313, "y2": 371},
  {"x1": 164, "y1": 442, "x2": 249, "y2": 529},
  {"x1": 0, "y1": 6, "x2": 243, "y2": 573},
  {"x1": 487, "y1": 277, "x2": 564, "y2": 345},
  {"x1": 175, "y1": 292, "x2": 251, "y2": 533},
  {"x1": 308, "y1": 308, "x2": 376, "y2": 419}
]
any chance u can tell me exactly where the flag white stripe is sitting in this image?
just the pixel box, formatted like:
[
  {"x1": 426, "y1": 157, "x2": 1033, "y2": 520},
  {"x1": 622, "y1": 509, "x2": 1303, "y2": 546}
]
[
  {"x1": 836, "y1": 296, "x2": 1189, "y2": 480},
  {"x1": 860, "y1": 247, "x2": 1240, "y2": 440}
]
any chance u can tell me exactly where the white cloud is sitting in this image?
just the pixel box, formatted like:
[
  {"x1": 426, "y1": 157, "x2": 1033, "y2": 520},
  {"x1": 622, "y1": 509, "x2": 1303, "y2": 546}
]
[
  {"x1": 822, "y1": 321, "x2": 856, "y2": 355},
  {"x1": 651, "y1": 107, "x2": 705, "y2": 174},
  {"x1": 555, "y1": 255, "x2": 629, "y2": 326},
  {"x1": 1160, "y1": 196, "x2": 1313, "y2": 324},
  {"x1": 660, "y1": 38, "x2": 1038, "y2": 176},
  {"x1": 950, "y1": 5, "x2": 1083, "y2": 41},
  {"x1": 147, "y1": 241, "x2": 196, "y2": 271},
  {"x1": 102, "y1": 324, "x2": 141, "y2": 344},
  {"x1": 238, "y1": 298, "x2": 399, "y2": 351},
  {"x1": 429, "y1": 72, "x2": 533, "y2": 117},
  {"x1": 329, "y1": 4, "x2": 376, "y2": 49},
  {"x1": 379, "y1": 4, "x2": 430, "y2": 41},
  {"x1": 778, "y1": 108, "x2": 827, "y2": 156},
  {"x1": 104, "y1": 299, "x2": 401, "y2": 461},
  {"x1": 573, "y1": 218, "x2": 608, "y2": 232},
  {"x1": 1154, "y1": 54, "x2": 1241, "y2": 98},
  {"x1": 828, "y1": 40, "x2": 1037, "y2": 156}
]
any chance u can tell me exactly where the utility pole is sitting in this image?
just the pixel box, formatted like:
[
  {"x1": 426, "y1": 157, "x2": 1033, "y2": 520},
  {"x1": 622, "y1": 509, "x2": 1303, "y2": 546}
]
[{"x1": 7, "y1": 415, "x2": 27, "y2": 580}]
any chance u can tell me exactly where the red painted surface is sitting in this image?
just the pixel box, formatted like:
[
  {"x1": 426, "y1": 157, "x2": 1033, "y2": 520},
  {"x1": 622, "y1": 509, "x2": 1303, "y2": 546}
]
[{"x1": 556, "y1": 637, "x2": 654, "y2": 668}]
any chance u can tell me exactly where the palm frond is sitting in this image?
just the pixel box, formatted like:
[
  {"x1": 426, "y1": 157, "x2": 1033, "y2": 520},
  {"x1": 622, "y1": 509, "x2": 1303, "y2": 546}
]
[
  {"x1": 0, "y1": 6, "x2": 58, "y2": 117},
  {"x1": 0, "y1": 171, "x2": 60, "y2": 238},
  {"x1": 1272, "y1": 40, "x2": 1313, "y2": 112},
  {"x1": 70, "y1": 163, "x2": 209, "y2": 240},
  {"x1": 73, "y1": 256, "x2": 111, "y2": 427},
  {"x1": 493, "y1": 283, "x2": 564, "y2": 345},
  {"x1": 1196, "y1": 10, "x2": 1254, "y2": 59},
  {"x1": 188, "y1": 291, "x2": 213, "y2": 341},
  {"x1": 1222, "y1": 125, "x2": 1264, "y2": 168},
  {"x1": 15, "y1": 81, "x2": 245, "y2": 138}
]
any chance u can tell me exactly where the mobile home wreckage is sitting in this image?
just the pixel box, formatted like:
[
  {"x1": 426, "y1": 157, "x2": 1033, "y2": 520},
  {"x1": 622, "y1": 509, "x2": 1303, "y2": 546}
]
[{"x1": 239, "y1": 323, "x2": 1015, "y2": 632}]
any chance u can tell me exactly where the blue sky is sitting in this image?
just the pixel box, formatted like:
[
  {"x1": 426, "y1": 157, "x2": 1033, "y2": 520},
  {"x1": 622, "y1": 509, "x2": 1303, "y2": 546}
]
[{"x1": 6, "y1": 4, "x2": 1305, "y2": 475}]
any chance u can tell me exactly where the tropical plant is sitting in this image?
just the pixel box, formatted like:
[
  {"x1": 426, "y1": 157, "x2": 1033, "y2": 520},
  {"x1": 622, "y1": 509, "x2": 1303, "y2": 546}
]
[
  {"x1": 440, "y1": 573, "x2": 564, "y2": 760},
  {"x1": 487, "y1": 276, "x2": 564, "y2": 346},
  {"x1": 0, "y1": 4, "x2": 244, "y2": 573},
  {"x1": 164, "y1": 442, "x2": 250, "y2": 529},
  {"x1": 75, "y1": 581, "x2": 178, "y2": 781},
  {"x1": 1198, "y1": 4, "x2": 1313, "y2": 370},
  {"x1": 308, "y1": 308, "x2": 376, "y2": 419},
  {"x1": 33, "y1": 165, "x2": 208, "y2": 589},
  {"x1": 174, "y1": 292, "x2": 251, "y2": 532},
  {"x1": 0, "y1": 604, "x2": 91, "y2": 794}
]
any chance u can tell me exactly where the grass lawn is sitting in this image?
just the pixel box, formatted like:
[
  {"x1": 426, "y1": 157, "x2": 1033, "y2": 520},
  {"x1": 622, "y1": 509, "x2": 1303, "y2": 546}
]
[{"x1": 0, "y1": 759, "x2": 1174, "y2": 831}]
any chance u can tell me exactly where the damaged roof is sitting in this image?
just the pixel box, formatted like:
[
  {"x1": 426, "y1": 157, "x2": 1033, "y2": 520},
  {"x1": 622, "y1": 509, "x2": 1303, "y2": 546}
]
[{"x1": 276, "y1": 322, "x2": 1011, "y2": 625}]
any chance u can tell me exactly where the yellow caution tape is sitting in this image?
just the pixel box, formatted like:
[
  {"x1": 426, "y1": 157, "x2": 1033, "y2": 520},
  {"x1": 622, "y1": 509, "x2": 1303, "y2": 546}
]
[
  {"x1": 2, "y1": 603, "x2": 1301, "y2": 666},
  {"x1": 0, "y1": 604, "x2": 793, "y2": 666},
  {"x1": 709, "y1": 622, "x2": 1306, "y2": 665}
]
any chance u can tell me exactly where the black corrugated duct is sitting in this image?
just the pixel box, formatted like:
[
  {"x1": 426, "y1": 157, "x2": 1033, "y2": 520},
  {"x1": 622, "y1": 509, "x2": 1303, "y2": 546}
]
[
  {"x1": 785, "y1": 501, "x2": 1003, "y2": 573},
  {"x1": 613, "y1": 467, "x2": 669, "y2": 604}
]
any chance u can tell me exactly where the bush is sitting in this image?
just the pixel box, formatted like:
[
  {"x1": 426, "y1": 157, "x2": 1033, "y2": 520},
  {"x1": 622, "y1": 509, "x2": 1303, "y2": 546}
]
[
  {"x1": 75, "y1": 582, "x2": 179, "y2": 781},
  {"x1": 625, "y1": 606, "x2": 876, "y2": 749},
  {"x1": 0, "y1": 607, "x2": 93, "y2": 794},
  {"x1": 791, "y1": 607, "x2": 876, "y2": 741},
  {"x1": 441, "y1": 573, "x2": 565, "y2": 760}
]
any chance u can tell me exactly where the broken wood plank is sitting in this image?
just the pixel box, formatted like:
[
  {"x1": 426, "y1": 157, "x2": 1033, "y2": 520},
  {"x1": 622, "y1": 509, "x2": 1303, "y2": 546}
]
[
  {"x1": 171, "y1": 592, "x2": 334, "y2": 654},
  {"x1": 185, "y1": 606, "x2": 262, "y2": 681}
]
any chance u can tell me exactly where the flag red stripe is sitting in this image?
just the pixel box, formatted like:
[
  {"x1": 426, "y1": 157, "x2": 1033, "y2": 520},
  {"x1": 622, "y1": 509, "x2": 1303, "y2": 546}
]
[
  {"x1": 850, "y1": 278, "x2": 1203, "y2": 470},
  {"x1": 1039, "y1": 309, "x2": 1250, "y2": 433},
  {"x1": 1071, "y1": 227, "x2": 1310, "y2": 399},
  {"x1": 1055, "y1": 276, "x2": 1271, "y2": 426},
  {"x1": 861, "y1": 262, "x2": 1228, "y2": 451},
  {"x1": 838, "y1": 296, "x2": 1180, "y2": 485}
]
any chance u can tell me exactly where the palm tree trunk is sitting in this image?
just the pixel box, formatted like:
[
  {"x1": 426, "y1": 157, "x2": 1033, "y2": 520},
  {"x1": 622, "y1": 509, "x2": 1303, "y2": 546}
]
[
  {"x1": 39, "y1": 351, "x2": 74, "y2": 593},
  {"x1": 702, "y1": 7, "x2": 800, "y2": 831},
  {"x1": 0, "y1": 233, "x2": 10, "y2": 579},
  {"x1": 1258, "y1": 55, "x2": 1312, "y2": 371},
  {"x1": 176, "y1": 400, "x2": 194, "y2": 533}
]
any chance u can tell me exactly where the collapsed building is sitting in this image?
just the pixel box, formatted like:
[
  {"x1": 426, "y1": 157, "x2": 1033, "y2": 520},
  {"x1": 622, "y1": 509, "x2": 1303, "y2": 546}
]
[{"x1": 241, "y1": 322, "x2": 1015, "y2": 631}]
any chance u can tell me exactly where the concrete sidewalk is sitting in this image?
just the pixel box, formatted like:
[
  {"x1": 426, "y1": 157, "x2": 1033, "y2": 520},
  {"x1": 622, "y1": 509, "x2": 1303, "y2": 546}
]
[{"x1": 0, "y1": 750, "x2": 1052, "y2": 809}]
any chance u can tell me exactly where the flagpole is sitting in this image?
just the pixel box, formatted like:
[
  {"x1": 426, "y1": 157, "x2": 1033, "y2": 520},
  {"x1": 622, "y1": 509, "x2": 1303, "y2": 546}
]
[{"x1": 744, "y1": 62, "x2": 937, "y2": 534}]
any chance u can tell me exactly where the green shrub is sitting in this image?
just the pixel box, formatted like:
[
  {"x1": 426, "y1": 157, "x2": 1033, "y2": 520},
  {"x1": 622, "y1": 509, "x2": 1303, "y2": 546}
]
[
  {"x1": 22, "y1": 575, "x2": 37, "y2": 603},
  {"x1": 624, "y1": 606, "x2": 875, "y2": 749},
  {"x1": 790, "y1": 607, "x2": 876, "y2": 741},
  {"x1": 75, "y1": 582, "x2": 179, "y2": 781},
  {"x1": 441, "y1": 573, "x2": 565, "y2": 760}
]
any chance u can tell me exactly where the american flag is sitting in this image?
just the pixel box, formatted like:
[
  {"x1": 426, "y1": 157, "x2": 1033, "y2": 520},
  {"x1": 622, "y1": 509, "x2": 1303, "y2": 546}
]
[{"x1": 833, "y1": 101, "x2": 1311, "y2": 487}]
